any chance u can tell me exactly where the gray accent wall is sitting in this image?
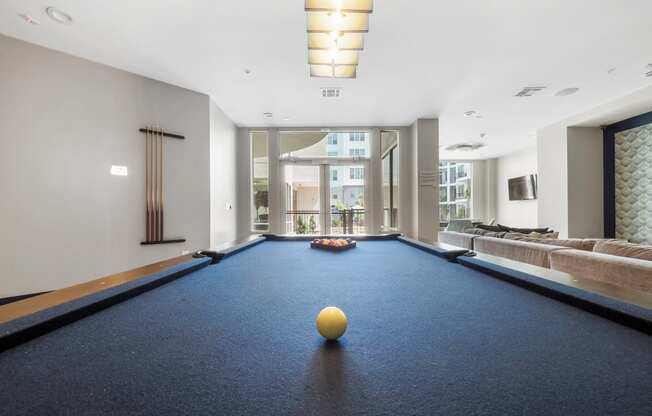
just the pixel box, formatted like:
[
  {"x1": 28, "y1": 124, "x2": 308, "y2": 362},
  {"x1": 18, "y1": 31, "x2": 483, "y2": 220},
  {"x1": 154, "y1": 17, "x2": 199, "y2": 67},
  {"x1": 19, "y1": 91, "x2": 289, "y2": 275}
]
[{"x1": 614, "y1": 123, "x2": 652, "y2": 244}]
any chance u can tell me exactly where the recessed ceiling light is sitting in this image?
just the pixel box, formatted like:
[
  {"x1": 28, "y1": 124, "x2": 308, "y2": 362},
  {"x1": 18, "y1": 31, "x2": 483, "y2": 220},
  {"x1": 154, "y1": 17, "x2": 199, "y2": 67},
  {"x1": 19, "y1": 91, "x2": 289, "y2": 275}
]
[
  {"x1": 463, "y1": 111, "x2": 477, "y2": 117},
  {"x1": 607, "y1": 67, "x2": 617, "y2": 74},
  {"x1": 263, "y1": 112, "x2": 273, "y2": 118},
  {"x1": 45, "y1": 7, "x2": 73, "y2": 25},
  {"x1": 18, "y1": 13, "x2": 40, "y2": 25},
  {"x1": 244, "y1": 68, "x2": 252, "y2": 75},
  {"x1": 555, "y1": 87, "x2": 580, "y2": 97}
]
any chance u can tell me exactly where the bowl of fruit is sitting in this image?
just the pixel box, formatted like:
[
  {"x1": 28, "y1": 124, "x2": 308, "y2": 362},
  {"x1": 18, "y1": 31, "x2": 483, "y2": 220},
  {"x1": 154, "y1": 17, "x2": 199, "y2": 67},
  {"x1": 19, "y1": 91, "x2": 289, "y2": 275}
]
[{"x1": 310, "y1": 238, "x2": 356, "y2": 251}]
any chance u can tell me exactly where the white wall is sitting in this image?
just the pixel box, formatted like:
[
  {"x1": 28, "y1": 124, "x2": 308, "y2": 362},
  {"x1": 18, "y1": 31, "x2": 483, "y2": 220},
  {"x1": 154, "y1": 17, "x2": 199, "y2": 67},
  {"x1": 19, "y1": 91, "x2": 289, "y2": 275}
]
[
  {"x1": 567, "y1": 127, "x2": 603, "y2": 238},
  {"x1": 210, "y1": 100, "x2": 238, "y2": 247},
  {"x1": 537, "y1": 124, "x2": 568, "y2": 236},
  {"x1": 0, "y1": 35, "x2": 227, "y2": 297},
  {"x1": 494, "y1": 147, "x2": 539, "y2": 228}
]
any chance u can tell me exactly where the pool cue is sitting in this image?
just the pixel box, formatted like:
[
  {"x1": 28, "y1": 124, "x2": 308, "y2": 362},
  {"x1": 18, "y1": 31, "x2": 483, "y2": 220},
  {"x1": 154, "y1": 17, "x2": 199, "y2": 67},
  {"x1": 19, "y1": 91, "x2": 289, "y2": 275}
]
[
  {"x1": 159, "y1": 127, "x2": 164, "y2": 241},
  {"x1": 145, "y1": 127, "x2": 152, "y2": 241},
  {"x1": 153, "y1": 126, "x2": 159, "y2": 241}
]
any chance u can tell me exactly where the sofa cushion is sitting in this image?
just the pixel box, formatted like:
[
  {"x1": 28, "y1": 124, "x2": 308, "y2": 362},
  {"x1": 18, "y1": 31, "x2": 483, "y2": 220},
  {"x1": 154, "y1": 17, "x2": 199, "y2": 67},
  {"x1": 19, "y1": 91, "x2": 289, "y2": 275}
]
[
  {"x1": 464, "y1": 228, "x2": 507, "y2": 238},
  {"x1": 593, "y1": 240, "x2": 652, "y2": 261},
  {"x1": 476, "y1": 224, "x2": 503, "y2": 232},
  {"x1": 473, "y1": 236, "x2": 569, "y2": 268},
  {"x1": 497, "y1": 224, "x2": 552, "y2": 234},
  {"x1": 503, "y1": 233, "x2": 595, "y2": 251},
  {"x1": 550, "y1": 249, "x2": 652, "y2": 293}
]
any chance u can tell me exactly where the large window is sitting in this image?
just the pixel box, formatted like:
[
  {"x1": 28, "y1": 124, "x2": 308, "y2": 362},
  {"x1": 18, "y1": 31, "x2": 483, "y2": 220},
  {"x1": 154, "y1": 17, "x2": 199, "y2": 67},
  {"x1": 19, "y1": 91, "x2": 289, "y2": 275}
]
[
  {"x1": 381, "y1": 131, "x2": 399, "y2": 229},
  {"x1": 438, "y1": 161, "x2": 472, "y2": 223},
  {"x1": 280, "y1": 131, "x2": 369, "y2": 159},
  {"x1": 251, "y1": 132, "x2": 269, "y2": 231}
]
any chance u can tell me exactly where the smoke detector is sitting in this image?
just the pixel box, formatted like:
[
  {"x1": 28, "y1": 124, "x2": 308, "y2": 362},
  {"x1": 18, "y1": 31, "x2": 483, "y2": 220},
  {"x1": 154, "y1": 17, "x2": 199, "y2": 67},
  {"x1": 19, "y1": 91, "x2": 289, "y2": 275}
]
[
  {"x1": 515, "y1": 87, "x2": 546, "y2": 97},
  {"x1": 320, "y1": 87, "x2": 342, "y2": 99},
  {"x1": 445, "y1": 143, "x2": 485, "y2": 152}
]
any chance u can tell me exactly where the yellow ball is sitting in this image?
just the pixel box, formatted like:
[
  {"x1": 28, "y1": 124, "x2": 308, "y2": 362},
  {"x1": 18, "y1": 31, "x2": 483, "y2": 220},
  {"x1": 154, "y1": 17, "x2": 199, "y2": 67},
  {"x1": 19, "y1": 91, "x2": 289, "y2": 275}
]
[{"x1": 316, "y1": 306, "x2": 348, "y2": 340}]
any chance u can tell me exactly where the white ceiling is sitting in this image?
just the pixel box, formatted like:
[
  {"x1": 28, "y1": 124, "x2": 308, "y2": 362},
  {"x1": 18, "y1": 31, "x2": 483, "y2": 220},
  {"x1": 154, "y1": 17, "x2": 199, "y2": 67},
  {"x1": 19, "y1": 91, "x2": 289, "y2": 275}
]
[{"x1": 2, "y1": 0, "x2": 652, "y2": 158}]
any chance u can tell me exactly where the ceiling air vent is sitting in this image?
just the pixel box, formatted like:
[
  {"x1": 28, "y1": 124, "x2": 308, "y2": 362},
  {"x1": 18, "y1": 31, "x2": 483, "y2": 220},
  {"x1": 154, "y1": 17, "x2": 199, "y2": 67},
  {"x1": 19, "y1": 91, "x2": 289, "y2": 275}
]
[
  {"x1": 515, "y1": 86, "x2": 546, "y2": 97},
  {"x1": 321, "y1": 87, "x2": 342, "y2": 99},
  {"x1": 445, "y1": 143, "x2": 485, "y2": 152}
]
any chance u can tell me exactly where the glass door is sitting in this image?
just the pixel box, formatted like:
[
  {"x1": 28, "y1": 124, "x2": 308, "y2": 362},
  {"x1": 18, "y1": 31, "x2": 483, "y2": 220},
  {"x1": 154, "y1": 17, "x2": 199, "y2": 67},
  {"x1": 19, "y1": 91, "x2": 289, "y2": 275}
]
[
  {"x1": 281, "y1": 161, "x2": 368, "y2": 235},
  {"x1": 282, "y1": 163, "x2": 322, "y2": 234},
  {"x1": 329, "y1": 164, "x2": 366, "y2": 234}
]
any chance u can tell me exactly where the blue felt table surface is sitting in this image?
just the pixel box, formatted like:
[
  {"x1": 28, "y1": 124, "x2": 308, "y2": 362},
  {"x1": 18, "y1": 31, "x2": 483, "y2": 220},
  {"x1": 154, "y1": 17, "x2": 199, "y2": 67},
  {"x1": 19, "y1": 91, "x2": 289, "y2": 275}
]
[{"x1": 0, "y1": 241, "x2": 650, "y2": 415}]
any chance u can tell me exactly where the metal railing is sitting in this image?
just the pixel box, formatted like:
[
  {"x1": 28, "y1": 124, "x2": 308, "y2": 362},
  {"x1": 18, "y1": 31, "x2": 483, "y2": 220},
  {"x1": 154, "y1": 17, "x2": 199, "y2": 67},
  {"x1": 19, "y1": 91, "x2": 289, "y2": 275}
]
[
  {"x1": 283, "y1": 209, "x2": 366, "y2": 234},
  {"x1": 331, "y1": 208, "x2": 366, "y2": 234}
]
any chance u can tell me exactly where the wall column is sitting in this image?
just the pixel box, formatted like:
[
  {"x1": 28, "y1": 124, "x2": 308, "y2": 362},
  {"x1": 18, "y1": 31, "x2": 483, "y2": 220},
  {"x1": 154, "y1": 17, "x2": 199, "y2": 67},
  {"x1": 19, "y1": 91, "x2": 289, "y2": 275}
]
[
  {"x1": 368, "y1": 128, "x2": 383, "y2": 234},
  {"x1": 411, "y1": 119, "x2": 439, "y2": 243},
  {"x1": 267, "y1": 128, "x2": 282, "y2": 234}
]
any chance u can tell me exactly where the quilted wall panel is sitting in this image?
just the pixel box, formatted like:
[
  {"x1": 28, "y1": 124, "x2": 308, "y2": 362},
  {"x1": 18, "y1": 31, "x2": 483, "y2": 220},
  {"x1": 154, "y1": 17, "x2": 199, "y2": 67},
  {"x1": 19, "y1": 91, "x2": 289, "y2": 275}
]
[{"x1": 614, "y1": 123, "x2": 652, "y2": 244}]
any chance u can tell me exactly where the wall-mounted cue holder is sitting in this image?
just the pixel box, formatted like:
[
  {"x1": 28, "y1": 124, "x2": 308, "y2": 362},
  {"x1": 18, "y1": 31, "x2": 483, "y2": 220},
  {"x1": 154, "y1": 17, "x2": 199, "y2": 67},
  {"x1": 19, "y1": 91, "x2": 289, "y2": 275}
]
[{"x1": 140, "y1": 126, "x2": 187, "y2": 245}]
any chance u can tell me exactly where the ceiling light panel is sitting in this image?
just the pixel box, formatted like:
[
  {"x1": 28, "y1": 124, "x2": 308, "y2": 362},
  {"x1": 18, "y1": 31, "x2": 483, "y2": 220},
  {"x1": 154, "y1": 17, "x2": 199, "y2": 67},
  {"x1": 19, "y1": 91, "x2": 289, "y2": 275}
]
[
  {"x1": 306, "y1": 1, "x2": 372, "y2": 78},
  {"x1": 309, "y1": 50, "x2": 359, "y2": 65},
  {"x1": 333, "y1": 65, "x2": 357, "y2": 78},
  {"x1": 305, "y1": 0, "x2": 374, "y2": 13},
  {"x1": 306, "y1": 11, "x2": 369, "y2": 33},
  {"x1": 310, "y1": 65, "x2": 357, "y2": 79},
  {"x1": 308, "y1": 32, "x2": 364, "y2": 50}
]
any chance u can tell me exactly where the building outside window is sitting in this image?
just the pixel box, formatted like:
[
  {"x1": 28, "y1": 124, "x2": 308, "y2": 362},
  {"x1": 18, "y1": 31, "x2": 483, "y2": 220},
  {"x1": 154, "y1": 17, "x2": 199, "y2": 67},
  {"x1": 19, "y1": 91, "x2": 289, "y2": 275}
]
[
  {"x1": 349, "y1": 148, "x2": 366, "y2": 157},
  {"x1": 349, "y1": 132, "x2": 365, "y2": 142},
  {"x1": 331, "y1": 169, "x2": 338, "y2": 181},
  {"x1": 328, "y1": 135, "x2": 338, "y2": 145},
  {"x1": 350, "y1": 167, "x2": 364, "y2": 180},
  {"x1": 438, "y1": 161, "x2": 472, "y2": 223}
]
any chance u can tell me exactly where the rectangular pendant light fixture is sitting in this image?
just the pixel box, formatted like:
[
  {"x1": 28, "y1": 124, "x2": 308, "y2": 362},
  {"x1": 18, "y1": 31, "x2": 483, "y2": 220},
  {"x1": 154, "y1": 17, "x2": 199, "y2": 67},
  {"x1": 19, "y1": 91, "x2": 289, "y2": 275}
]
[
  {"x1": 308, "y1": 32, "x2": 364, "y2": 50},
  {"x1": 305, "y1": 0, "x2": 373, "y2": 13},
  {"x1": 307, "y1": 11, "x2": 369, "y2": 33},
  {"x1": 310, "y1": 64, "x2": 357, "y2": 78},
  {"x1": 309, "y1": 50, "x2": 359, "y2": 65},
  {"x1": 305, "y1": 0, "x2": 373, "y2": 78}
]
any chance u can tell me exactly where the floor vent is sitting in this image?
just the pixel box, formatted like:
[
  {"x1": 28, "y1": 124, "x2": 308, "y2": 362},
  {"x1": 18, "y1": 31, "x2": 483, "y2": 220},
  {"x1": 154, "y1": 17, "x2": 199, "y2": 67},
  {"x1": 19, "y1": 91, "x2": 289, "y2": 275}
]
[{"x1": 515, "y1": 86, "x2": 546, "y2": 97}]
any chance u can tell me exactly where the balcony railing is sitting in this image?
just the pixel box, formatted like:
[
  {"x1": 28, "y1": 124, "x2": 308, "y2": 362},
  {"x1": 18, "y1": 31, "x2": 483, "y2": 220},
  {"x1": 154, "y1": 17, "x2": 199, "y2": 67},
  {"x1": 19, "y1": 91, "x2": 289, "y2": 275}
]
[
  {"x1": 284, "y1": 210, "x2": 320, "y2": 234},
  {"x1": 283, "y1": 209, "x2": 366, "y2": 234},
  {"x1": 331, "y1": 208, "x2": 366, "y2": 234}
]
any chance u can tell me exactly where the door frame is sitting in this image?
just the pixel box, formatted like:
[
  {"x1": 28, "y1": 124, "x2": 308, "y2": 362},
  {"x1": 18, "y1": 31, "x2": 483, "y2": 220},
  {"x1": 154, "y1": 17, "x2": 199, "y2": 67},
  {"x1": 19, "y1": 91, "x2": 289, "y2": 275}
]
[{"x1": 279, "y1": 157, "x2": 371, "y2": 234}]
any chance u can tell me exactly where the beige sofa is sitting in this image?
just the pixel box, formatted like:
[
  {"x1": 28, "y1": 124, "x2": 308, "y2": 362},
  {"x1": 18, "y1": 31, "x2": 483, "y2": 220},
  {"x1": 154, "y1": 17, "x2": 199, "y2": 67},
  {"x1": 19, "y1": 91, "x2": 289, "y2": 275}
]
[
  {"x1": 550, "y1": 247, "x2": 652, "y2": 293},
  {"x1": 438, "y1": 230, "x2": 652, "y2": 293},
  {"x1": 472, "y1": 236, "x2": 570, "y2": 269}
]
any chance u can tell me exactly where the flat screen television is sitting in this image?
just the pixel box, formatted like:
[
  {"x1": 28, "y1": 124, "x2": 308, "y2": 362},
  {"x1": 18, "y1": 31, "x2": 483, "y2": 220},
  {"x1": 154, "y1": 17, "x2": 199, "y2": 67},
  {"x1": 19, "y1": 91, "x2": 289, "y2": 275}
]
[{"x1": 508, "y1": 174, "x2": 537, "y2": 200}]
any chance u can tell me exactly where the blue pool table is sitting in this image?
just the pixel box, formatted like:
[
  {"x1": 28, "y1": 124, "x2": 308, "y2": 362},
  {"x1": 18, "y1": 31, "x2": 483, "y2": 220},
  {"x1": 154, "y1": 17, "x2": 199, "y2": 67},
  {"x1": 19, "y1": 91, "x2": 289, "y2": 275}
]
[{"x1": 1, "y1": 236, "x2": 651, "y2": 415}]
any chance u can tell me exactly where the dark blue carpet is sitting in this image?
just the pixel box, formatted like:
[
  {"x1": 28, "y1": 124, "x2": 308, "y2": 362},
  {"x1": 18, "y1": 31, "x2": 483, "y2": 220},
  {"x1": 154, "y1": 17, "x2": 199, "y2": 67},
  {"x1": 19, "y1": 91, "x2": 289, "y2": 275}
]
[{"x1": 1, "y1": 241, "x2": 650, "y2": 415}]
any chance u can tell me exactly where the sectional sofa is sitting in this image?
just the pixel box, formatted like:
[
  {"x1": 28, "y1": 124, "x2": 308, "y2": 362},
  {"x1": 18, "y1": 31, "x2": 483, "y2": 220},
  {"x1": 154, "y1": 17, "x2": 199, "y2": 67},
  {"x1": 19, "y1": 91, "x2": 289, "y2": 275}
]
[{"x1": 438, "y1": 230, "x2": 652, "y2": 293}]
